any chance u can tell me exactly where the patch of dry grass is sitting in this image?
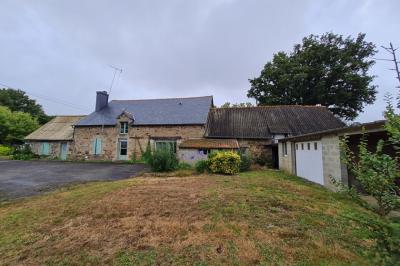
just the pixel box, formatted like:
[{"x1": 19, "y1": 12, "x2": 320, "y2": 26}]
[{"x1": 0, "y1": 171, "x2": 379, "y2": 265}]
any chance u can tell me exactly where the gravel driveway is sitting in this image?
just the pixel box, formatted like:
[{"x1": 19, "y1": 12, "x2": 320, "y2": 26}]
[{"x1": 0, "y1": 160, "x2": 148, "y2": 201}]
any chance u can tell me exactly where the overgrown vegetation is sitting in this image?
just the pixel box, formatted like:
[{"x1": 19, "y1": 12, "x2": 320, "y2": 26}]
[
  {"x1": 11, "y1": 144, "x2": 38, "y2": 160},
  {"x1": 0, "y1": 170, "x2": 385, "y2": 265},
  {"x1": 195, "y1": 159, "x2": 209, "y2": 173},
  {"x1": 0, "y1": 144, "x2": 12, "y2": 156},
  {"x1": 0, "y1": 106, "x2": 39, "y2": 145},
  {"x1": 147, "y1": 148, "x2": 179, "y2": 172},
  {"x1": 208, "y1": 151, "x2": 241, "y2": 175}
]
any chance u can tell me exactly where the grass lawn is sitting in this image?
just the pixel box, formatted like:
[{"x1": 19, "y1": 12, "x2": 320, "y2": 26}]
[{"x1": 0, "y1": 170, "x2": 381, "y2": 265}]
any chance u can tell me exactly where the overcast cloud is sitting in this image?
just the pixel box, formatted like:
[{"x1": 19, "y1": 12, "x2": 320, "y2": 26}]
[{"x1": 0, "y1": 0, "x2": 399, "y2": 122}]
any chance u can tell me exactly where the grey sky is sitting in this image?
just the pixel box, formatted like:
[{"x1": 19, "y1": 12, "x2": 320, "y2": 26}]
[{"x1": 1, "y1": 0, "x2": 399, "y2": 122}]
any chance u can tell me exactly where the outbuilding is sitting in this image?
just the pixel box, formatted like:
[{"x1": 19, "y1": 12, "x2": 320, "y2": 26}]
[
  {"x1": 25, "y1": 116, "x2": 85, "y2": 160},
  {"x1": 178, "y1": 138, "x2": 239, "y2": 164},
  {"x1": 278, "y1": 120, "x2": 395, "y2": 190}
]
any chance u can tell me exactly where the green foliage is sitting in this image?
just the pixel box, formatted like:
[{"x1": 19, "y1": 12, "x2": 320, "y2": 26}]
[
  {"x1": 11, "y1": 144, "x2": 38, "y2": 160},
  {"x1": 0, "y1": 106, "x2": 39, "y2": 144},
  {"x1": 254, "y1": 153, "x2": 271, "y2": 167},
  {"x1": 239, "y1": 153, "x2": 251, "y2": 172},
  {"x1": 177, "y1": 162, "x2": 192, "y2": 170},
  {"x1": 341, "y1": 135, "x2": 400, "y2": 216},
  {"x1": 0, "y1": 145, "x2": 12, "y2": 156},
  {"x1": 148, "y1": 148, "x2": 178, "y2": 172},
  {"x1": 344, "y1": 212, "x2": 400, "y2": 265},
  {"x1": 141, "y1": 140, "x2": 152, "y2": 164},
  {"x1": 384, "y1": 95, "x2": 400, "y2": 155},
  {"x1": 247, "y1": 32, "x2": 377, "y2": 120},
  {"x1": 195, "y1": 160, "x2": 209, "y2": 173},
  {"x1": 221, "y1": 102, "x2": 254, "y2": 108},
  {"x1": 208, "y1": 151, "x2": 241, "y2": 175},
  {"x1": 0, "y1": 88, "x2": 52, "y2": 124}
]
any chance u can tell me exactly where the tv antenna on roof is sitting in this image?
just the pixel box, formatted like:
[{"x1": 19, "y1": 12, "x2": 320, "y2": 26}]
[{"x1": 108, "y1": 65, "x2": 123, "y2": 94}]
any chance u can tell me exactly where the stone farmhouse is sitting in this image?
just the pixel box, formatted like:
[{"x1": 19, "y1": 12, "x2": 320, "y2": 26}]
[{"x1": 25, "y1": 91, "x2": 345, "y2": 167}]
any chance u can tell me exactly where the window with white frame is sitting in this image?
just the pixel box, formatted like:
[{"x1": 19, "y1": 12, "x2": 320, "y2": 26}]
[
  {"x1": 120, "y1": 122, "x2": 128, "y2": 134},
  {"x1": 314, "y1": 142, "x2": 318, "y2": 150}
]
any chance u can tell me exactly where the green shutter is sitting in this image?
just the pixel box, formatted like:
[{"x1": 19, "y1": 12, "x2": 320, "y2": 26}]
[
  {"x1": 96, "y1": 138, "x2": 102, "y2": 154},
  {"x1": 92, "y1": 139, "x2": 96, "y2": 154},
  {"x1": 41, "y1": 142, "x2": 50, "y2": 155}
]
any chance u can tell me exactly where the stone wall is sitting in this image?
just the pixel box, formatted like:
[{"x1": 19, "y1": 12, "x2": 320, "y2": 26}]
[
  {"x1": 72, "y1": 124, "x2": 205, "y2": 161},
  {"x1": 237, "y1": 139, "x2": 273, "y2": 165},
  {"x1": 27, "y1": 140, "x2": 74, "y2": 159}
]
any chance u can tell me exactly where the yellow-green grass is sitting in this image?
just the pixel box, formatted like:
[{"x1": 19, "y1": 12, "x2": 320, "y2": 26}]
[{"x1": 0, "y1": 170, "x2": 379, "y2": 265}]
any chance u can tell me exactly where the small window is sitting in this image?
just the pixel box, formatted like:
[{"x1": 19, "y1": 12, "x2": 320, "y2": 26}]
[
  {"x1": 314, "y1": 142, "x2": 318, "y2": 150},
  {"x1": 307, "y1": 143, "x2": 310, "y2": 150},
  {"x1": 155, "y1": 141, "x2": 177, "y2": 153},
  {"x1": 282, "y1": 142, "x2": 288, "y2": 156},
  {"x1": 301, "y1": 143, "x2": 304, "y2": 150},
  {"x1": 295, "y1": 144, "x2": 298, "y2": 150},
  {"x1": 92, "y1": 137, "x2": 102, "y2": 155},
  {"x1": 199, "y1": 149, "x2": 210, "y2": 155},
  {"x1": 120, "y1": 122, "x2": 128, "y2": 134}
]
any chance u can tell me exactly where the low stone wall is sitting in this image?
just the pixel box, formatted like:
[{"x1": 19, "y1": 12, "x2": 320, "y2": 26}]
[{"x1": 237, "y1": 139, "x2": 273, "y2": 165}]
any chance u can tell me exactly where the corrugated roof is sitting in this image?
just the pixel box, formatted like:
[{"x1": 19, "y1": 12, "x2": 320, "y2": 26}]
[
  {"x1": 205, "y1": 106, "x2": 345, "y2": 139},
  {"x1": 179, "y1": 138, "x2": 239, "y2": 149},
  {"x1": 75, "y1": 96, "x2": 213, "y2": 126},
  {"x1": 279, "y1": 120, "x2": 386, "y2": 142},
  {"x1": 25, "y1": 116, "x2": 85, "y2": 141}
]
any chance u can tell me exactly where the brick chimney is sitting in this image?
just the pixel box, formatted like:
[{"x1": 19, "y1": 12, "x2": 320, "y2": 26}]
[{"x1": 95, "y1": 91, "x2": 109, "y2": 112}]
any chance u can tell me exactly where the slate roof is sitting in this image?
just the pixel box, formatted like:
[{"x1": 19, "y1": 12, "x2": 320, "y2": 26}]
[
  {"x1": 205, "y1": 106, "x2": 345, "y2": 139},
  {"x1": 75, "y1": 96, "x2": 213, "y2": 126},
  {"x1": 179, "y1": 138, "x2": 239, "y2": 149},
  {"x1": 25, "y1": 116, "x2": 85, "y2": 141}
]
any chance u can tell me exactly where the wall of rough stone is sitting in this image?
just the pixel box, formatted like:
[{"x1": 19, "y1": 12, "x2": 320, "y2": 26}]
[
  {"x1": 237, "y1": 139, "x2": 273, "y2": 165},
  {"x1": 72, "y1": 124, "x2": 205, "y2": 161},
  {"x1": 27, "y1": 140, "x2": 74, "y2": 159}
]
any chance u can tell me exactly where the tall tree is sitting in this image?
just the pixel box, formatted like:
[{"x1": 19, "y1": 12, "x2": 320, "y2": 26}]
[
  {"x1": 0, "y1": 88, "x2": 51, "y2": 124},
  {"x1": 0, "y1": 106, "x2": 39, "y2": 144},
  {"x1": 247, "y1": 33, "x2": 377, "y2": 120}
]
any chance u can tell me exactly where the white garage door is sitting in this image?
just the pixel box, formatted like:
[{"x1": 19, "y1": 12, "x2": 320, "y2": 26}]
[{"x1": 295, "y1": 141, "x2": 324, "y2": 185}]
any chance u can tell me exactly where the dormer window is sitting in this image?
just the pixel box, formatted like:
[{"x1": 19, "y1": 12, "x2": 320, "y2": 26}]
[{"x1": 120, "y1": 122, "x2": 128, "y2": 134}]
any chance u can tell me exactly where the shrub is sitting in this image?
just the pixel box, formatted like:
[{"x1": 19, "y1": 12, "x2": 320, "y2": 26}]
[
  {"x1": 177, "y1": 162, "x2": 192, "y2": 170},
  {"x1": 195, "y1": 160, "x2": 209, "y2": 173},
  {"x1": 0, "y1": 145, "x2": 12, "y2": 156},
  {"x1": 141, "y1": 140, "x2": 152, "y2": 164},
  {"x1": 11, "y1": 144, "x2": 38, "y2": 160},
  {"x1": 341, "y1": 135, "x2": 400, "y2": 216},
  {"x1": 239, "y1": 153, "x2": 251, "y2": 172},
  {"x1": 208, "y1": 151, "x2": 241, "y2": 175},
  {"x1": 254, "y1": 153, "x2": 271, "y2": 167},
  {"x1": 148, "y1": 148, "x2": 178, "y2": 172}
]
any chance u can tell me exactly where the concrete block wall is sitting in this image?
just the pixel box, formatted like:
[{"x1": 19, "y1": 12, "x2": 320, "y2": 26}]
[
  {"x1": 278, "y1": 141, "x2": 295, "y2": 174},
  {"x1": 321, "y1": 135, "x2": 344, "y2": 190}
]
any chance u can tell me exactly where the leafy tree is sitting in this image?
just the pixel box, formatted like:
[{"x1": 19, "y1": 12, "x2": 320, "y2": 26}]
[
  {"x1": 0, "y1": 88, "x2": 52, "y2": 124},
  {"x1": 0, "y1": 106, "x2": 39, "y2": 144},
  {"x1": 221, "y1": 102, "x2": 254, "y2": 108},
  {"x1": 247, "y1": 33, "x2": 377, "y2": 120}
]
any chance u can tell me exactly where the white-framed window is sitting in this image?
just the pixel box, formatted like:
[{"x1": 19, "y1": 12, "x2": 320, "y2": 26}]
[
  {"x1": 295, "y1": 144, "x2": 298, "y2": 150},
  {"x1": 314, "y1": 142, "x2": 318, "y2": 150},
  {"x1": 92, "y1": 137, "x2": 103, "y2": 155},
  {"x1": 301, "y1": 143, "x2": 304, "y2": 150},
  {"x1": 307, "y1": 143, "x2": 311, "y2": 150},
  {"x1": 120, "y1": 122, "x2": 128, "y2": 134},
  {"x1": 155, "y1": 140, "x2": 177, "y2": 153}
]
